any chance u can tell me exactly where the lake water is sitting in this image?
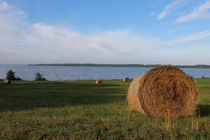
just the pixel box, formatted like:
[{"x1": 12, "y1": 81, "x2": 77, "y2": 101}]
[{"x1": 0, "y1": 64, "x2": 210, "y2": 81}]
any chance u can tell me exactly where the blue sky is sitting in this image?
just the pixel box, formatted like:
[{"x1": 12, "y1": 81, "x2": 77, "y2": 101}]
[{"x1": 0, "y1": 0, "x2": 210, "y2": 64}]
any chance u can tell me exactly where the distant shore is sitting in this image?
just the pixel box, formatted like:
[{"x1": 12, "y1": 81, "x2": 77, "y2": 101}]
[{"x1": 28, "y1": 63, "x2": 210, "y2": 68}]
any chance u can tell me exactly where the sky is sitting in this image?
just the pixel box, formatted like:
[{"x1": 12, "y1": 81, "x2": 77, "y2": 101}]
[{"x1": 0, "y1": 0, "x2": 210, "y2": 65}]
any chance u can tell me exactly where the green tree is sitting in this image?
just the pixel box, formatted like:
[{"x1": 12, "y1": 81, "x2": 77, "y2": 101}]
[
  {"x1": 6, "y1": 70, "x2": 16, "y2": 80},
  {"x1": 34, "y1": 72, "x2": 46, "y2": 81}
]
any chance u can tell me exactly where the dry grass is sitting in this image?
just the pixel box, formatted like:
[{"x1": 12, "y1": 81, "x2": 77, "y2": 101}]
[{"x1": 0, "y1": 79, "x2": 209, "y2": 139}]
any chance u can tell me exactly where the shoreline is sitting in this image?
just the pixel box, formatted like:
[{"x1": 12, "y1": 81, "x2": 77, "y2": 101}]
[{"x1": 28, "y1": 63, "x2": 210, "y2": 68}]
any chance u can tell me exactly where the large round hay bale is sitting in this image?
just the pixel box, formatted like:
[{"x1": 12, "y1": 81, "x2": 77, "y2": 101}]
[
  {"x1": 2, "y1": 79, "x2": 11, "y2": 84},
  {"x1": 127, "y1": 66, "x2": 198, "y2": 117},
  {"x1": 123, "y1": 77, "x2": 130, "y2": 82},
  {"x1": 96, "y1": 79, "x2": 104, "y2": 84}
]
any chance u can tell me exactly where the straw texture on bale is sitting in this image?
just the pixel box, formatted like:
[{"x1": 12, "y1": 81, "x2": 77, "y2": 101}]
[
  {"x1": 123, "y1": 77, "x2": 130, "y2": 82},
  {"x1": 127, "y1": 66, "x2": 198, "y2": 117},
  {"x1": 96, "y1": 79, "x2": 104, "y2": 84}
]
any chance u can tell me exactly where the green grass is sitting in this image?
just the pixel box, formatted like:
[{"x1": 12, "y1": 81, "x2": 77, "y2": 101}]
[{"x1": 0, "y1": 79, "x2": 210, "y2": 140}]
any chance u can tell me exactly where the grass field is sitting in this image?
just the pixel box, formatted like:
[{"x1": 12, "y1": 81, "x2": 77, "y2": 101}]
[{"x1": 0, "y1": 79, "x2": 210, "y2": 139}]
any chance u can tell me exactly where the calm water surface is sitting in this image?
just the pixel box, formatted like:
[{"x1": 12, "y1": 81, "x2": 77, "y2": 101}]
[{"x1": 0, "y1": 64, "x2": 210, "y2": 81}]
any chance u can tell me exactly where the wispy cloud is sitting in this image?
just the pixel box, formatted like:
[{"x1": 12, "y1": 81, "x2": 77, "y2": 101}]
[
  {"x1": 168, "y1": 26, "x2": 189, "y2": 34},
  {"x1": 0, "y1": 1, "x2": 161, "y2": 64},
  {"x1": 0, "y1": 0, "x2": 27, "y2": 50},
  {"x1": 176, "y1": 0, "x2": 210, "y2": 23},
  {"x1": 157, "y1": 11, "x2": 168, "y2": 20},
  {"x1": 23, "y1": 23, "x2": 161, "y2": 64},
  {"x1": 0, "y1": 1, "x2": 8, "y2": 11},
  {"x1": 157, "y1": 0, "x2": 183, "y2": 20},
  {"x1": 0, "y1": 0, "x2": 210, "y2": 65},
  {"x1": 163, "y1": 30, "x2": 210, "y2": 46}
]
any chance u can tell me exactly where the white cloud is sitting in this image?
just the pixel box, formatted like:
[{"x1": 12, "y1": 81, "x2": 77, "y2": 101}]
[
  {"x1": 167, "y1": 26, "x2": 189, "y2": 34},
  {"x1": 176, "y1": 0, "x2": 210, "y2": 23},
  {"x1": 0, "y1": 1, "x2": 161, "y2": 64},
  {"x1": 0, "y1": 0, "x2": 210, "y2": 65},
  {"x1": 0, "y1": 1, "x2": 8, "y2": 11},
  {"x1": 152, "y1": 45, "x2": 210, "y2": 65},
  {"x1": 0, "y1": 1, "x2": 27, "y2": 58},
  {"x1": 157, "y1": 0, "x2": 183, "y2": 20},
  {"x1": 157, "y1": 11, "x2": 168, "y2": 19},
  {"x1": 163, "y1": 31, "x2": 210, "y2": 46},
  {"x1": 23, "y1": 23, "x2": 161, "y2": 64},
  {"x1": 165, "y1": 0, "x2": 181, "y2": 10}
]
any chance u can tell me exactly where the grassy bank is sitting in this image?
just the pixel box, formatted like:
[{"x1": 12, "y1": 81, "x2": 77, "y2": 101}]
[{"x1": 0, "y1": 79, "x2": 210, "y2": 139}]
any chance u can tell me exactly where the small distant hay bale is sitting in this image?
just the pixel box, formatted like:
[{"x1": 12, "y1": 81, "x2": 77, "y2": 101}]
[
  {"x1": 127, "y1": 66, "x2": 198, "y2": 117},
  {"x1": 123, "y1": 77, "x2": 130, "y2": 82},
  {"x1": 96, "y1": 79, "x2": 104, "y2": 84},
  {"x1": 2, "y1": 79, "x2": 11, "y2": 84}
]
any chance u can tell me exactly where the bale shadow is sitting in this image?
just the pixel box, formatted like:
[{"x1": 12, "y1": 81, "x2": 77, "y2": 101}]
[
  {"x1": 196, "y1": 104, "x2": 210, "y2": 117},
  {"x1": 0, "y1": 82, "x2": 128, "y2": 112}
]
